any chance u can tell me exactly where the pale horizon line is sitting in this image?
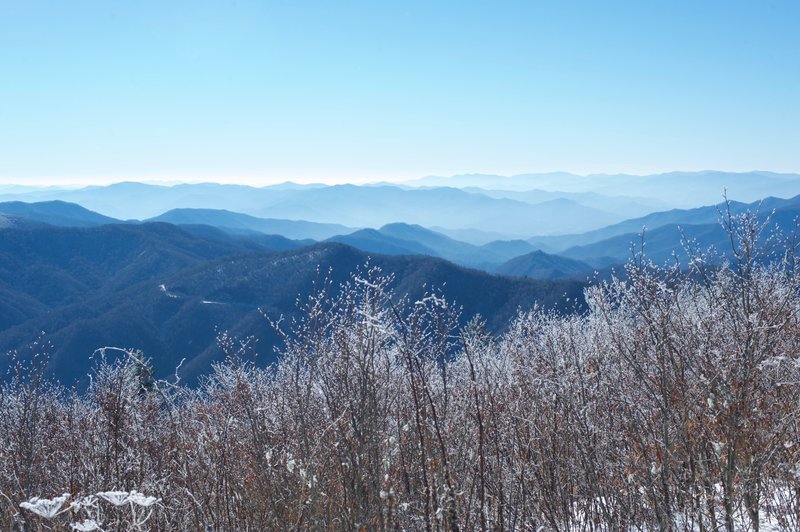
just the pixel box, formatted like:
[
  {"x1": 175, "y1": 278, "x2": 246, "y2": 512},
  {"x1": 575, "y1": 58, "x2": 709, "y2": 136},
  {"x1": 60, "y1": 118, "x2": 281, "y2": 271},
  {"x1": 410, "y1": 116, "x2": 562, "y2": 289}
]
[{"x1": 2, "y1": 168, "x2": 799, "y2": 190}]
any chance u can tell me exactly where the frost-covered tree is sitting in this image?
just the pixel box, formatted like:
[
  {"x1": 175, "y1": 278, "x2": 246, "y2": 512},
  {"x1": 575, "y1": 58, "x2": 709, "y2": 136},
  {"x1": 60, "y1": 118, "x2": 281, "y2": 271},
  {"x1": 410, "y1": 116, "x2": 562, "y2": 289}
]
[{"x1": 1, "y1": 208, "x2": 799, "y2": 530}]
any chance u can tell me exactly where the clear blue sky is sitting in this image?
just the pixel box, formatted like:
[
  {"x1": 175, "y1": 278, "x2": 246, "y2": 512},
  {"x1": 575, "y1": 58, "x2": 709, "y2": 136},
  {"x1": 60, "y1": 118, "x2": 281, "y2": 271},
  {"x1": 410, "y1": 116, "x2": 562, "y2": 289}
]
[{"x1": 0, "y1": 0, "x2": 798, "y2": 185}]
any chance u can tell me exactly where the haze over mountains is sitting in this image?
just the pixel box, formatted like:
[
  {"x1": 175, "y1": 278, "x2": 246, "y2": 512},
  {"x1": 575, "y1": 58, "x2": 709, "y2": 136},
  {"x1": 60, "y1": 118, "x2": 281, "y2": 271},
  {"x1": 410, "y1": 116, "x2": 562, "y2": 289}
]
[
  {"x1": 149, "y1": 208, "x2": 349, "y2": 241},
  {"x1": 4, "y1": 171, "x2": 799, "y2": 236},
  {"x1": 4, "y1": 170, "x2": 800, "y2": 275},
  {"x1": 2, "y1": 170, "x2": 800, "y2": 385},
  {"x1": 408, "y1": 171, "x2": 800, "y2": 207}
]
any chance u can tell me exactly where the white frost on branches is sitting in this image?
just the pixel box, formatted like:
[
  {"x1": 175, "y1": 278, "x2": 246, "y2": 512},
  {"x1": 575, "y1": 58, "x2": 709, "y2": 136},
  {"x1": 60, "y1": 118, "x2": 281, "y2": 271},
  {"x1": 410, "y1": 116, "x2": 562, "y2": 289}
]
[{"x1": 20, "y1": 493, "x2": 70, "y2": 518}]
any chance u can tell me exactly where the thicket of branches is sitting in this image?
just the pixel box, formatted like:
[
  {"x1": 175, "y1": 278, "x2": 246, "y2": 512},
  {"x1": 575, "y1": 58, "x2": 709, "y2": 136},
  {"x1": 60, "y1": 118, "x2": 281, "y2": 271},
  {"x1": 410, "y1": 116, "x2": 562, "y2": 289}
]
[{"x1": 2, "y1": 211, "x2": 800, "y2": 531}]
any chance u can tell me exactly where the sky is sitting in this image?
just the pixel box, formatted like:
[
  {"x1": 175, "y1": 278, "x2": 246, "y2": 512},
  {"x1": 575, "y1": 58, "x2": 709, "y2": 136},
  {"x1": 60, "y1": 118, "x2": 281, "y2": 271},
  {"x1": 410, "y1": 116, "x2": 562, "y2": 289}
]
[{"x1": 0, "y1": 0, "x2": 798, "y2": 186}]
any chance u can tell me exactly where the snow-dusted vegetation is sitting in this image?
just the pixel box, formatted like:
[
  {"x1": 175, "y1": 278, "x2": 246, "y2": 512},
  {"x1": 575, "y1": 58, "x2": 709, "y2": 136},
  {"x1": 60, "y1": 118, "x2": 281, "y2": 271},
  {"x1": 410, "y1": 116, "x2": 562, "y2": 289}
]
[{"x1": 2, "y1": 213, "x2": 800, "y2": 530}]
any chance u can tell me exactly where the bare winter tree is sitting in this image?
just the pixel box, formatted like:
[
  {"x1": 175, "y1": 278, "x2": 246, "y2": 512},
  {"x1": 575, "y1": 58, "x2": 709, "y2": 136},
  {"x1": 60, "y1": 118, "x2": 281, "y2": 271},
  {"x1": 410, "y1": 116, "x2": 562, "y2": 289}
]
[{"x1": 1, "y1": 208, "x2": 799, "y2": 530}]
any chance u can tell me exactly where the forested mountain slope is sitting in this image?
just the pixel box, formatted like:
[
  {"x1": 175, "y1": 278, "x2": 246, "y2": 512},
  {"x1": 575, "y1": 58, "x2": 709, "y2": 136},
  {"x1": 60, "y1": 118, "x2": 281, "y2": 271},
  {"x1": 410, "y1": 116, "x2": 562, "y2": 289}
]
[{"x1": 0, "y1": 224, "x2": 585, "y2": 386}]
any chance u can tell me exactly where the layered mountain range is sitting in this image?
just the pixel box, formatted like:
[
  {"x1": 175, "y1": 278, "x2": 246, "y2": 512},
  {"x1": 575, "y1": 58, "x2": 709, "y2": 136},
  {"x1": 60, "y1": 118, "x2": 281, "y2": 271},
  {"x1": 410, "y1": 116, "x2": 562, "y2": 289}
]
[{"x1": 2, "y1": 171, "x2": 799, "y2": 385}]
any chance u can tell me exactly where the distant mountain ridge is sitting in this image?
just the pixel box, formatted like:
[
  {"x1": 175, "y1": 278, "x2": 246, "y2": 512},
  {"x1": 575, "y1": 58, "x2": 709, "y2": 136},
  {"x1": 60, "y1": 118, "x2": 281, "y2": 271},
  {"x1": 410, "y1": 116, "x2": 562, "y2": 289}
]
[
  {"x1": 149, "y1": 208, "x2": 353, "y2": 240},
  {"x1": 0, "y1": 223, "x2": 586, "y2": 386},
  {"x1": 329, "y1": 223, "x2": 573, "y2": 274},
  {"x1": 4, "y1": 173, "x2": 798, "y2": 241},
  {"x1": 7, "y1": 195, "x2": 796, "y2": 279},
  {"x1": 495, "y1": 250, "x2": 594, "y2": 280},
  {"x1": 246, "y1": 184, "x2": 620, "y2": 236},
  {"x1": 327, "y1": 228, "x2": 438, "y2": 257},
  {"x1": 529, "y1": 194, "x2": 800, "y2": 252},
  {"x1": 0, "y1": 182, "x2": 626, "y2": 237},
  {"x1": 408, "y1": 171, "x2": 800, "y2": 208},
  {"x1": 0, "y1": 201, "x2": 589, "y2": 277},
  {"x1": 560, "y1": 197, "x2": 800, "y2": 267},
  {"x1": 463, "y1": 187, "x2": 666, "y2": 220},
  {"x1": 0, "y1": 200, "x2": 121, "y2": 226}
]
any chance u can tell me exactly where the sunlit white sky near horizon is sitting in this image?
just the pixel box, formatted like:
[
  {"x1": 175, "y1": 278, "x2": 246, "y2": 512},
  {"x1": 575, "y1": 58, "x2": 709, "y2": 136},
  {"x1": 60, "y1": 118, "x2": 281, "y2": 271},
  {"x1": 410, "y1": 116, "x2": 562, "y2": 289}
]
[{"x1": 0, "y1": 0, "x2": 798, "y2": 187}]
